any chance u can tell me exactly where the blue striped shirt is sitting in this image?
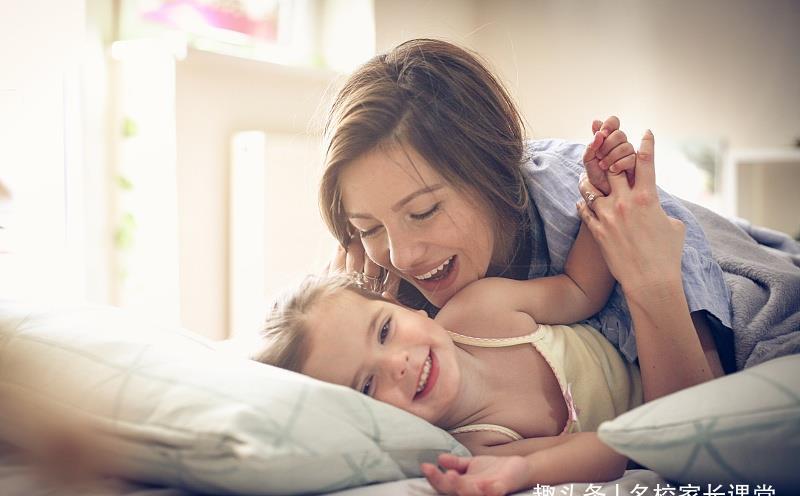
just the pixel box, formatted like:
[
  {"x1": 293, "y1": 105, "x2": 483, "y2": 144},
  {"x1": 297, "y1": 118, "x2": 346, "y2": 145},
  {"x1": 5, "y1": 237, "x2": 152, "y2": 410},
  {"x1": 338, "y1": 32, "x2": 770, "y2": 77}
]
[{"x1": 522, "y1": 139, "x2": 732, "y2": 363}]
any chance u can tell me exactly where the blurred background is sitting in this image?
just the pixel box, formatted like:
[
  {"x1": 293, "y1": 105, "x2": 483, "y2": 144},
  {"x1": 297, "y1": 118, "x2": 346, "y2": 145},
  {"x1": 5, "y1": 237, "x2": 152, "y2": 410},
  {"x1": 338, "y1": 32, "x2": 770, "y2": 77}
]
[{"x1": 1, "y1": 0, "x2": 798, "y2": 341}]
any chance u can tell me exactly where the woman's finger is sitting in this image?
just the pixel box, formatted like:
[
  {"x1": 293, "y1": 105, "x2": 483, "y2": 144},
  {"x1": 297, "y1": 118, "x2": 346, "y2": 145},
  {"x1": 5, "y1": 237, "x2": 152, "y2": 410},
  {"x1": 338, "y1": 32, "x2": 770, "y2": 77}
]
[
  {"x1": 581, "y1": 161, "x2": 611, "y2": 196},
  {"x1": 578, "y1": 174, "x2": 606, "y2": 210},
  {"x1": 592, "y1": 119, "x2": 603, "y2": 134},
  {"x1": 363, "y1": 257, "x2": 383, "y2": 279},
  {"x1": 381, "y1": 271, "x2": 402, "y2": 302},
  {"x1": 635, "y1": 129, "x2": 657, "y2": 190},
  {"x1": 344, "y1": 238, "x2": 365, "y2": 274},
  {"x1": 327, "y1": 245, "x2": 347, "y2": 274},
  {"x1": 577, "y1": 199, "x2": 602, "y2": 236}
]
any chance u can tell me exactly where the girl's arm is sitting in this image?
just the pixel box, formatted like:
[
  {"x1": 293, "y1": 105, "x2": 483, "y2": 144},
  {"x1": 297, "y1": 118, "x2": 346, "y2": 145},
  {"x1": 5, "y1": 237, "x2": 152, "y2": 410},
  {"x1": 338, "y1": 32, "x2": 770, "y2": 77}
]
[
  {"x1": 439, "y1": 224, "x2": 614, "y2": 327},
  {"x1": 421, "y1": 432, "x2": 627, "y2": 494}
]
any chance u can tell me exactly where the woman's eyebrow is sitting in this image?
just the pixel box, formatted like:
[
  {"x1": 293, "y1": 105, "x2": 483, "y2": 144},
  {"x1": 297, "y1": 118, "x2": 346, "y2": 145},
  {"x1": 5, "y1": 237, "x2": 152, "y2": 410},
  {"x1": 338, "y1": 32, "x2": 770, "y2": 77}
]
[
  {"x1": 346, "y1": 184, "x2": 443, "y2": 219},
  {"x1": 391, "y1": 184, "x2": 443, "y2": 212}
]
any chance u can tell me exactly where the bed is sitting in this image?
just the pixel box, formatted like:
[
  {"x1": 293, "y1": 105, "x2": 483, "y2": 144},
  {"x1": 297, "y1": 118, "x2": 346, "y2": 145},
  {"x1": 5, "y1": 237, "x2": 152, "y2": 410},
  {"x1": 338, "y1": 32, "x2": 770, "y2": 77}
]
[{"x1": 0, "y1": 300, "x2": 797, "y2": 495}]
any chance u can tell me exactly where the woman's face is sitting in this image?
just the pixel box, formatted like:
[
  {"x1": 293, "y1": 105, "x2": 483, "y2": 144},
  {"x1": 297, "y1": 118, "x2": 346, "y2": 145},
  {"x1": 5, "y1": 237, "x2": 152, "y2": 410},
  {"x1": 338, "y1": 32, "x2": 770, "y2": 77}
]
[
  {"x1": 339, "y1": 144, "x2": 496, "y2": 308},
  {"x1": 301, "y1": 290, "x2": 462, "y2": 425}
]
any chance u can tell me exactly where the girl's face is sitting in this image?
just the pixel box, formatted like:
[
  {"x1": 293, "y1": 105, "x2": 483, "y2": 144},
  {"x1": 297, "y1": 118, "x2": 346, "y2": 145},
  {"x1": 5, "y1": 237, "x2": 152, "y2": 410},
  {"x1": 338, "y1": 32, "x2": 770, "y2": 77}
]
[
  {"x1": 301, "y1": 290, "x2": 462, "y2": 425},
  {"x1": 339, "y1": 144, "x2": 496, "y2": 308}
]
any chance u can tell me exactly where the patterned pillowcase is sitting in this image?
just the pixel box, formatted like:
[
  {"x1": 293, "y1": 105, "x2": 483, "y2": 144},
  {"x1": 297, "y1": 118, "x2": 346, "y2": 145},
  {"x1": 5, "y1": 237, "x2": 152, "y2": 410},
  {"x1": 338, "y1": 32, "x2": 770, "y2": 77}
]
[
  {"x1": 598, "y1": 354, "x2": 800, "y2": 491},
  {"x1": 0, "y1": 300, "x2": 467, "y2": 494}
]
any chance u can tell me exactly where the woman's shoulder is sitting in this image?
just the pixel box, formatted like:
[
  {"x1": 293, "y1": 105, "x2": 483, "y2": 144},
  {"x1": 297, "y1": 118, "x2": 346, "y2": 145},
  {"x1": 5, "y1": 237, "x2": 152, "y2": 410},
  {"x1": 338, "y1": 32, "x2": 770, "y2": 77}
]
[{"x1": 435, "y1": 278, "x2": 537, "y2": 339}]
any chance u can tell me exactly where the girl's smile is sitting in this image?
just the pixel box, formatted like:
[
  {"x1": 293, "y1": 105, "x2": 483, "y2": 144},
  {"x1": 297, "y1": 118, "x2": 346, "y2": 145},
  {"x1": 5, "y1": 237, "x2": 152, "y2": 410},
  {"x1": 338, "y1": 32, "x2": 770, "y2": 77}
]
[{"x1": 300, "y1": 290, "x2": 464, "y2": 425}]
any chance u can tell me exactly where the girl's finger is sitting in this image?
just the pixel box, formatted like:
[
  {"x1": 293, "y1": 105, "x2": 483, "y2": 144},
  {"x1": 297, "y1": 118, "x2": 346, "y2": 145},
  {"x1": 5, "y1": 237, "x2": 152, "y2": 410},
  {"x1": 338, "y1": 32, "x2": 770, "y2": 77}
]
[
  {"x1": 598, "y1": 129, "x2": 628, "y2": 157},
  {"x1": 608, "y1": 154, "x2": 636, "y2": 175},
  {"x1": 598, "y1": 115, "x2": 620, "y2": 138},
  {"x1": 592, "y1": 119, "x2": 603, "y2": 134},
  {"x1": 438, "y1": 453, "x2": 470, "y2": 473},
  {"x1": 598, "y1": 142, "x2": 634, "y2": 171},
  {"x1": 421, "y1": 464, "x2": 450, "y2": 493}
]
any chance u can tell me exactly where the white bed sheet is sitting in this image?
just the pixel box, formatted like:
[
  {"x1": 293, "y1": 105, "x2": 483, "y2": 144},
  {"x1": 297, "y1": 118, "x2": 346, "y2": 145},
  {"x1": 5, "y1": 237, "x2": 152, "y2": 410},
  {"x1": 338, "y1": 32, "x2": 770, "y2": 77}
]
[
  {"x1": 0, "y1": 441, "x2": 666, "y2": 496},
  {"x1": 328, "y1": 470, "x2": 668, "y2": 496}
]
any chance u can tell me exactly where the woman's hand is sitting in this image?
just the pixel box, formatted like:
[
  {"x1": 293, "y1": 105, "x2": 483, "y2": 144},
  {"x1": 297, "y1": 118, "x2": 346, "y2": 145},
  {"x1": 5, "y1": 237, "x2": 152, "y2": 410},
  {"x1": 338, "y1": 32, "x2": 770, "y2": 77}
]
[
  {"x1": 326, "y1": 237, "x2": 400, "y2": 299},
  {"x1": 576, "y1": 130, "x2": 686, "y2": 294},
  {"x1": 421, "y1": 453, "x2": 531, "y2": 496}
]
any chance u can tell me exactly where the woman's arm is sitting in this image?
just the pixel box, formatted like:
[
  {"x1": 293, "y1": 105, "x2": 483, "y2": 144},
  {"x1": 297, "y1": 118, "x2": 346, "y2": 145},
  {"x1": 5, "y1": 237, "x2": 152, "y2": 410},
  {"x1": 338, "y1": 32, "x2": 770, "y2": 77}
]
[
  {"x1": 577, "y1": 130, "x2": 716, "y2": 401},
  {"x1": 421, "y1": 432, "x2": 627, "y2": 495}
]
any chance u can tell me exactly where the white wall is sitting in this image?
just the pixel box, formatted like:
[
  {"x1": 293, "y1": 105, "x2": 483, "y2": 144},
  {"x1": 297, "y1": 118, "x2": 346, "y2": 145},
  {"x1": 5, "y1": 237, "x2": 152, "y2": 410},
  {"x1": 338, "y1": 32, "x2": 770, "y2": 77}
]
[
  {"x1": 472, "y1": 0, "x2": 800, "y2": 148},
  {"x1": 0, "y1": 0, "x2": 87, "y2": 301},
  {"x1": 175, "y1": 49, "x2": 338, "y2": 339},
  {"x1": 174, "y1": 0, "x2": 800, "y2": 338}
]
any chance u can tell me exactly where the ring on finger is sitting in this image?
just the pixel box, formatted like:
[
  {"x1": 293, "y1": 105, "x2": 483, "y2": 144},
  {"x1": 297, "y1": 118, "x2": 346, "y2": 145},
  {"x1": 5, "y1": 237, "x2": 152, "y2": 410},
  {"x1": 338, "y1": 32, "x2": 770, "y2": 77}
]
[{"x1": 585, "y1": 191, "x2": 597, "y2": 207}]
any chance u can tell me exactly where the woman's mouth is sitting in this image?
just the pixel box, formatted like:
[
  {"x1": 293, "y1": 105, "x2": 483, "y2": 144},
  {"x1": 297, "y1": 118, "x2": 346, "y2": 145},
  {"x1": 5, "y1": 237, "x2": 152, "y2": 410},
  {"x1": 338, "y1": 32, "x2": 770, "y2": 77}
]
[
  {"x1": 414, "y1": 351, "x2": 438, "y2": 400},
  {"x1": 412, "y1": 256, "x2": 458, "y2": 293}
]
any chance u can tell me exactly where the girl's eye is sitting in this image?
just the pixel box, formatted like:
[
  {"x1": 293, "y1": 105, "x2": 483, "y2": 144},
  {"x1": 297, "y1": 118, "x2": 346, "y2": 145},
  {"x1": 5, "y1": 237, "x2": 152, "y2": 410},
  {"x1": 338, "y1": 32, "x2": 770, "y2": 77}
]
[
  {"x1": 361, "y1": 376, "x2": 374, "y2": 396},
  {"x1": 378, "y1": 318, "x2": 391, "y2": 344},
  {"x1": 410, "y1": 203, "x2": 440, "y2": 221}
]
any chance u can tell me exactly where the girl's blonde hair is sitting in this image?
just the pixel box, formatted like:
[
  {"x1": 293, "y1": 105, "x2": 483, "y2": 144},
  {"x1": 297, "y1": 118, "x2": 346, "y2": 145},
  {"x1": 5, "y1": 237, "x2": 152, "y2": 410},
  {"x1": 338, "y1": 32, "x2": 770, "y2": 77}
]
[
  {"x1": 318, "y1": 39, "x2": 530, "y2": 308},
  {"x1": 252, "y1": 273, "x2": 386, "y2": 372}
]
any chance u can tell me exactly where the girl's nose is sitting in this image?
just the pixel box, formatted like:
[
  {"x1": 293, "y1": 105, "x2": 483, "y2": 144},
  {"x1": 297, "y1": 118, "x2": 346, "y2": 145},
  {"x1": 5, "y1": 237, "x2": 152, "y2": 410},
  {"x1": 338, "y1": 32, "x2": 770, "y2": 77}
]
[{"x1": 381, "y1": 350, "x2": 409, "y2": 381}]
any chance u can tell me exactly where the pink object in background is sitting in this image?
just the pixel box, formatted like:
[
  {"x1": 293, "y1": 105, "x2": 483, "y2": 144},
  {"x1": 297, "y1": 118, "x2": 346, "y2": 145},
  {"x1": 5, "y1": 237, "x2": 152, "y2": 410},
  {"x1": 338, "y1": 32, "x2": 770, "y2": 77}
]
[{"x1": 140, "y1": 0, "x2": 278, "y2": 42}]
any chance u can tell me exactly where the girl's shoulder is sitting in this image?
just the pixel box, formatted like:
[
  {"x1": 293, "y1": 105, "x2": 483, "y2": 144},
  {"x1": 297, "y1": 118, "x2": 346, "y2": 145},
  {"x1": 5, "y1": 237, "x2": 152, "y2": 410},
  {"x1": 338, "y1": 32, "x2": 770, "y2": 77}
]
[{"x1": 435, "y1": 278, "x2": 537, "y2": 340}]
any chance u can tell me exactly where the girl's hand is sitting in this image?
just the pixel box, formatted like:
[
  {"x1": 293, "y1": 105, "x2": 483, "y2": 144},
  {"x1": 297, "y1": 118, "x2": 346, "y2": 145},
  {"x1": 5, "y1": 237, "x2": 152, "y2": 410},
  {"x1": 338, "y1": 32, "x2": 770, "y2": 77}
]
[
  {"x1": 582, "y1": 116, "x2": 636, "y2": 196},
  {"x1": 421, "y1": 453, "x2": 531, "y2": 496},
  {"x1": 576, "y1": 130, "x2": 686, "y2": 295}
]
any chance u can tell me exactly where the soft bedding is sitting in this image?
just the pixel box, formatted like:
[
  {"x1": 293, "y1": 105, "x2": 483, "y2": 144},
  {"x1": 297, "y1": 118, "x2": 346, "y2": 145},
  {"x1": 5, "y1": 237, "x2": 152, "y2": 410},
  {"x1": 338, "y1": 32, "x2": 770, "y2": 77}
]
[
  {"x1": 684, "y1": 202, "x2": 800, "y2": 369},
  {"x1": 1, "y1": 298, "x2": 797, "y2": 494},
  {"x1": 0, "y1": 436, "x2": 669, "y2": 496}
]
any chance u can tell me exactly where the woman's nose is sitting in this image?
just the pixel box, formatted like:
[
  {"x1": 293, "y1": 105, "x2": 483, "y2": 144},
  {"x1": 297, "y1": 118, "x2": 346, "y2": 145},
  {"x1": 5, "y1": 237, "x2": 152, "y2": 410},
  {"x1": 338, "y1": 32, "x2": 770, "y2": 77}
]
[{"x1": 386, "y1": 230, "x2": 426, "y2": 272}]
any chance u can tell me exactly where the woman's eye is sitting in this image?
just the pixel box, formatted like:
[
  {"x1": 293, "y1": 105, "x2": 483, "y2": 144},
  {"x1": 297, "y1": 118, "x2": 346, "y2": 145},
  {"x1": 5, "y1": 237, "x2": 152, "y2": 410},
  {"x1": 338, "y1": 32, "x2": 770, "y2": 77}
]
[
  {"x1": 358, "y1": 226, "x2": 381, "y2": 239},
  {"x1": 379, "y1": 319, "x2": 391, "y2": 344},
  {"x1": 361, "y1": 376, "x2": 374, "y2": 396},
  {"x1": 410, "y1": 203, "x2": 440, "y2": 221}
]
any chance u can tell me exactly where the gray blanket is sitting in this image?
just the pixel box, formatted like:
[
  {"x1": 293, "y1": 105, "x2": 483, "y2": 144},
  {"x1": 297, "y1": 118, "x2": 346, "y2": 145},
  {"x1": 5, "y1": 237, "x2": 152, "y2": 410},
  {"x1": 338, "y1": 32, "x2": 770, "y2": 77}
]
[{"x1": 683, "y1": 201, "x2": 800, "y2": 369}]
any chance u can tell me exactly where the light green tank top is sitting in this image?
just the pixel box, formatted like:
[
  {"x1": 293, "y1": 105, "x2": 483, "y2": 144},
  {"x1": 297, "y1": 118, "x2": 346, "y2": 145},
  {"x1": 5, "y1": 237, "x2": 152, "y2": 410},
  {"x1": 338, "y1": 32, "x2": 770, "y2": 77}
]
[{"x1": 447, "y1": 323, "x2": 643, "y2": 441}]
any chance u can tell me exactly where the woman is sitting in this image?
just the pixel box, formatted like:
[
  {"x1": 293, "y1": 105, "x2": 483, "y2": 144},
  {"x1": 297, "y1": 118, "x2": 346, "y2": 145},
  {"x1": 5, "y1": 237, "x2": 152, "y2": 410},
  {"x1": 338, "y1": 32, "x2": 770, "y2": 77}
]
[{"x1": 318, "y1": 39, "x2": 797, "y2": 385}]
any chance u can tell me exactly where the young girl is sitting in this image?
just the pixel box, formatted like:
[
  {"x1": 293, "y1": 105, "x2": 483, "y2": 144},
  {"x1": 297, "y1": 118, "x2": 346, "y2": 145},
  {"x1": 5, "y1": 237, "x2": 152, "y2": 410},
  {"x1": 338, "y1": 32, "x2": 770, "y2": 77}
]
[{"x1": 255, "y1": 132, "x2": 715, "y2": 495}]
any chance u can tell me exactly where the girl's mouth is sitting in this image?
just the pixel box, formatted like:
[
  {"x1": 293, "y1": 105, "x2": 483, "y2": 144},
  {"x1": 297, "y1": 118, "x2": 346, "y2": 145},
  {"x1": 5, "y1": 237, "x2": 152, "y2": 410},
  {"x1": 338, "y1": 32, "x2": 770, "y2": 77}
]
[{"x1": 414, "y1": 350, "x2": 438, "y2": 400}]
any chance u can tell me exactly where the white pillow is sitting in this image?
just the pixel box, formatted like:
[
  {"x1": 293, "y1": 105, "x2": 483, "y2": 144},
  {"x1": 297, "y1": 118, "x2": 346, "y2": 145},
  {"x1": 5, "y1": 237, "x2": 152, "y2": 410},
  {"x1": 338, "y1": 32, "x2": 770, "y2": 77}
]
[
  {"x1": 0, "y1": 300, "x2": 468, "y2": 494},
  {"x1": 598, "y1": 354, "x2": 800, "y2": 491}
]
